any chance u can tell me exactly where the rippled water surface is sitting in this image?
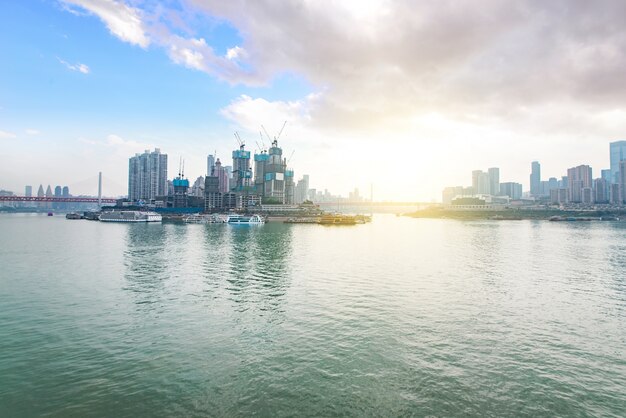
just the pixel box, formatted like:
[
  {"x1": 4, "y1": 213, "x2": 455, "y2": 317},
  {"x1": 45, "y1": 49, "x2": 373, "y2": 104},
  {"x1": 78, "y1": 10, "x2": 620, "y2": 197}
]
[{"x1": 1, "y1": 214, "x2": 625, "y2": 417}]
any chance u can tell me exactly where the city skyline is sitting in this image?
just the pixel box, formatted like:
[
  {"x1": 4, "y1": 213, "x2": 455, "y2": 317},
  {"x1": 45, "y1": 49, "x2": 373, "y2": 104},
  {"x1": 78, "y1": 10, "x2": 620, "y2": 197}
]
[{"x1": 2, "y1": 1, "x2": 626, "y2": 200}]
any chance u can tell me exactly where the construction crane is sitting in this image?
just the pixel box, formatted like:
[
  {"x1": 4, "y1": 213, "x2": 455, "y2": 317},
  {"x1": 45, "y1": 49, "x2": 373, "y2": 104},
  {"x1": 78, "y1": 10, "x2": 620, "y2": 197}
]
[
  {"x1": 261, "y1": 125, "x2": 272, "y2": 144},
  {"x1": 234, "y1": 132, "x2": 245, "y2": 150},
  {"x1": 286, "y1": 150, "x2": 295, "y2": 165},
  {"x1": 276, "y1": 120, "x2": 287, "y2": 141}
]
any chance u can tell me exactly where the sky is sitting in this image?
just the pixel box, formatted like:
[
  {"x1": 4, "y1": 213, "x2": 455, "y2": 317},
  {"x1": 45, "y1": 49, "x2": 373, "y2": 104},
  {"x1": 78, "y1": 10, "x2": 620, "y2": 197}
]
[{"x1": 1, "y1": 0, "x2": 625, "y2": 201}]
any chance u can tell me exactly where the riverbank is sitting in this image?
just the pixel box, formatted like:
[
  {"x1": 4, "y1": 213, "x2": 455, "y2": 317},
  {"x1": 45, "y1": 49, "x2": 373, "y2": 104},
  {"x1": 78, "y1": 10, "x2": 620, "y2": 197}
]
[{"x1": 404, "y1": 206, "x2": 626, "y2": 221}]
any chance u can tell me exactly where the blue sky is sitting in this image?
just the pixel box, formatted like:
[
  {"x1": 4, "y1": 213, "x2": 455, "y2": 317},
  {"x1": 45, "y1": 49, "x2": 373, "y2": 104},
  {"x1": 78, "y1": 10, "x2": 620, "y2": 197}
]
[{"x1": 1, "y1": 0, "x2": 625, "y2": 200}]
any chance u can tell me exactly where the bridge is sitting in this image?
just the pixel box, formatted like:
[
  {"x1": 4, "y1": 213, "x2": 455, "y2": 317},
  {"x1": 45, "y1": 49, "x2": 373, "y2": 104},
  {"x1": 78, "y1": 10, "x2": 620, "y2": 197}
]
[{"x1": 0, "y1": 196, "x2": 117, "y2": 204}]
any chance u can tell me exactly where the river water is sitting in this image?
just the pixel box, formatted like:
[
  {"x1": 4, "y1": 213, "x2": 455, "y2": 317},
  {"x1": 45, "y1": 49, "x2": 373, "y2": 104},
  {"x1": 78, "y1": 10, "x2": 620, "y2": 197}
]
[{"x1": 0, "y1": 214, "x2": 625, "y2": 417}]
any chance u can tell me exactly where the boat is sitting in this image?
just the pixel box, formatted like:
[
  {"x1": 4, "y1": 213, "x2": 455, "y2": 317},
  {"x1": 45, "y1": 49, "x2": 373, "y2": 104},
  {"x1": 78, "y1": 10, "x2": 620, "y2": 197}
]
[
  {"x1": 47, "y1": 212, "x2": 53, "y2": 216},
  {"x1": 284, "y1": 217, "x2": 320, "y2": 224},
  {"x1": 319, "y1": 214, "x2": 357, "y2": 225},
  {"x1": 226, "y1": 214, "x2": 265, "y2": 224},
  {"x1": 65, "y1": 212, "x2": 83, "y2": 220},
  {"x1": 99, "y1": 211, "x2": 162, "y2": 223},
  {"x1": 183, "y1": 213, "x2": 223, "y2": 224}
]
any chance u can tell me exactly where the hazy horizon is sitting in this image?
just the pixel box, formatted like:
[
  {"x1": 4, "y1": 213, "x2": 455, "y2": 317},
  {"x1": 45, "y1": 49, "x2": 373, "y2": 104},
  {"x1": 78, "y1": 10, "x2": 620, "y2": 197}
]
[{"x1": 2, "y1": 0, "x2": 626, "y2": 200}]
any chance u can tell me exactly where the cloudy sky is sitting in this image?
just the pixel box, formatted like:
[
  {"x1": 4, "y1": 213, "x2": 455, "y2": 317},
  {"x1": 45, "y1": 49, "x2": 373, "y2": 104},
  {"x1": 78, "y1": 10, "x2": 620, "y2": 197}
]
[{"x1": 1, "y1": 0, "x2": 625, "y2": 200}]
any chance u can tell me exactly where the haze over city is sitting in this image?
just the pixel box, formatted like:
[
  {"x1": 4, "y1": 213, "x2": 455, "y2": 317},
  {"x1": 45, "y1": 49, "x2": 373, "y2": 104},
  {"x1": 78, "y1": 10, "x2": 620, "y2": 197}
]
[{"x1": 1, "y1": 0, "x2": 625, "y2": 200}]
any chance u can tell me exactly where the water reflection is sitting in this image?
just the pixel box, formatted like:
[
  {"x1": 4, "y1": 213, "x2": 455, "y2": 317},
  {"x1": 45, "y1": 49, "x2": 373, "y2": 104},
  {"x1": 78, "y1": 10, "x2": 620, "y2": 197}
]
[
  {"x1": 223, "y1": 223, "x2": 293, "y2": 314},
  {"x1": 122, "y1": 223, "x2": 169, "y2": 305}
]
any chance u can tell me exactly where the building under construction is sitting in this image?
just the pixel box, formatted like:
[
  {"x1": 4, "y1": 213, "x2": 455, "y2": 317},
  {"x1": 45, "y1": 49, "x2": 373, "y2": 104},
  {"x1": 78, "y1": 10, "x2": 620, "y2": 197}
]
[{"x1": 204, "y1": 123, "x2": 296, "y2": 212}]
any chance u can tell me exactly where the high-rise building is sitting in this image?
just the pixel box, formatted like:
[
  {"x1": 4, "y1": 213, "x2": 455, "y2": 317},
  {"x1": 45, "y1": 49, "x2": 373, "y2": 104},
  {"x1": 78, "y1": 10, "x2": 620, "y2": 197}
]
[
  {"x1": 191, "y1": 176, "x2": 205, "y2": 197},
  {"x1": 54, "y1": 186, "x2": 62, "y2": 210},
  {"x1": 567, "y1": 165, "x2": 592, "y2": 203},
  {"x1": 207, "y1": 154, "x2": 215, "y2": 176},
  {"x1": 295, "y1": 175, "x2": 310, "y2": 203},
  {"x1": 215, "y1": 158, "x2": 229, "y2": 193},
  {"x1": 530, "y1": 161, "x2": 541, "y2": 197},
  {"x1": 550, "y1": 188, "x2": 569, "y2": 205},
  {"x1": 263, "y1": 140, "x2": 286, "y2": 202},
  {"x1": 285, "y1": 169, "x2": 295, "y2": 204},
  {"x1": 488, "y1": 167, "x2": 499, "y2": 196},
  {"x1": 609, "y1": 140, "x2": 626, "y2": 183},
  {"x1": 254, "y1": 151, "x2": 269, "y2": 195},
  {"x1": 471, "y1": 170, "x2": 490, "y2": 195},
  {"x1": 62, "y1": 186, "x2": 69, "y2": 197},
  {"x1": 204, "y1": 175, "x2": 222, "y2": 212},
  {"x1": 499, "y1": 182, "x2": 522, "y2": 200},
  {"x1": 128, "y1": 148, "x2": 168, "y2": 202},
  {"x1": 25, "y1": 185, "x2": 32, "y2": 197},
  {"x1": 594, "y1": 178, "x2": 609, "y2": 203},
  {"x1": 619, "y1": 160, "x2": 626, "y2": 205},
  {"x1": 232, "y1": 145, "x2": 252, "y2": 190},
  {"x1": 172, "y1": 176, "x2": 189, "y2": 208}
]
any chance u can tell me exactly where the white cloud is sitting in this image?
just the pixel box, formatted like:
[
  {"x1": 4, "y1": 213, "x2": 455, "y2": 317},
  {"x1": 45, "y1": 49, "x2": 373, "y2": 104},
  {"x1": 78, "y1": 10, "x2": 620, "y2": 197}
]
[
  {"x1": 61, "y1": 0, "x2": 150, "y2": 48},
  {"x1": 60, "y1": 1, "x2": 626, "y2": 199},
  {"x1": 0, "y1": 130, "x2": 17, "y2": 139},
  {"x1": 25, "y1": 129, "x2": 40, "y2": 136},
  {"x1": 57, "y1": 57, "x2": 90, "y2": 74},
  {"x1": 226, "y1": 46, "x2": 246, "y2": 61}
]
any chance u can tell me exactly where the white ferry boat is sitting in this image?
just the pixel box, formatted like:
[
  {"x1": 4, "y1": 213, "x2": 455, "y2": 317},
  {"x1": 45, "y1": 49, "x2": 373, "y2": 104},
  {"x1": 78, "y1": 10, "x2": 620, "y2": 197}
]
[
  {"x1": 183, "y1": 214, "x2": 224, "y2": 224},
  {"x1": 226, "y1": 214, "x2": 265, "y2": 225},
  {"x1": 99, "y1": 211, "x2": 162, "y2": 223}
]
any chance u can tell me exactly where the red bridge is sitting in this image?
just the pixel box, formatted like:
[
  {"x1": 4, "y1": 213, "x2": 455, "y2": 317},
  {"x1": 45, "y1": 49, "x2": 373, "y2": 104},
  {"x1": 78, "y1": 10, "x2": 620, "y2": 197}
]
[{"x1": 0, "y1": 196, "x2": 117, "y2": 204}]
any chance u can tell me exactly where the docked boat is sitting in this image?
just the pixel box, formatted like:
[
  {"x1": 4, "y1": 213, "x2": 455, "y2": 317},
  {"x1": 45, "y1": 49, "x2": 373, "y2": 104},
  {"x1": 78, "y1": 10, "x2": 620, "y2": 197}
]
[
  {"x1": 183, "y1": 213, "x2": 223, "y2": 224},
  {"x1": 226, "y1": 214, "x2": 265, "y2": 224},
  {"x1": 99, "y1": 211, "x2": 162, "y2": 223},
  {"x1": 65, "y1": 212, "x2": 83, "y2": 220},
  {"x1": 319, "y1": 214, "x2": 357, "y2": 225}
]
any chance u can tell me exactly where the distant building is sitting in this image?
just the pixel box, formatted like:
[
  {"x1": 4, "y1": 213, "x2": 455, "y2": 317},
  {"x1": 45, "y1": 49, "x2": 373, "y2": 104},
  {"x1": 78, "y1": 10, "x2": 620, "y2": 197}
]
[
  {"x1": 620, "y1": 160, "x2": 626, "y2": 204},
  {"x1": 172, "y1": 176, "x2": 189, "y2": 208},
  {"x1": 499, "y1": 182, "x2": 522, "y2": 200},
  {"x1": 550, "y1": 188, "x2": 569, "y2": 205},
  {"x1": 204, "y1": 176, "x2": 222, "y2": 211},
  {"x1": 488, "y1": 167, "x2": 499, "y2": 196},
  {"x1": 232, "y1": 145, "x2": 252, "y2": 191},
  {"x1": 207, "y1": 154, "x2": 215, "y2": 176},
  {"x1": 471, "y1": 170, "x2": 490, "y2": 195},
  {"x1": 214, "y1": 159, "x2": 229, "y2": 193},
  {"x1": 609, "y1": 140, "x2": 626, "y2": 183},
  {"x1": 128, "y1": 148, "x2": 168, "y2": 202},
  {"x1": 594, "y1": 178, "x2": 609, "y2": 203},
  {"x1": 263, "y1": 140, "x2": 286, "y2": 202},
  {"x1": 530, "y1": 161, "x2": 541, "y2": 197},
  {"x1": 254, "y1": 151, "x2": 269, "y2": 194},
  {"x1": 567, "y1": 165, "x2": 592, "y2": 203},
  {"x1": 25, "y1": 185, "x2": 32, "y2": 197},
  {"x1": 295, "y1": 175, "x2": 310, "y2": 203},
  {"x1": 610, "y1": 183, "x2": 622, "y2": 205}
]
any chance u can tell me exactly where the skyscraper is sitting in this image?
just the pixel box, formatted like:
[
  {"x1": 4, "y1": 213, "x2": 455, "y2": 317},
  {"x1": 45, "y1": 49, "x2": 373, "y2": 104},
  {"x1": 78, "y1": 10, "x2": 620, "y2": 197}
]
[
  {"x1": 567, "y1": 165, "x2": 592, "y2": 203},
  {"x1": 25, "y1": 185, "x2": 32, "y2": 197},
  {"x1": 616, "y1": 160, "x2": 626, "y2": 204},
  {"x1": 232, "y1": 144, "x2": 252, "y2": 190},
  {"x1": 207, "y1": 154, "x2": 215, "y2": 176},
  {"x1": 488, "y1": 167, "x2": 499, "y2": 196},
  {"x1": 295, "y1": 174, "x2": 310, "y2": 203},
  {"x1": 609, "y1": 140, "x2": 626, "y2": 183},
  {"x1": 263, "y1": 139, "x2": 287, "y2": 202},
  {"x1": 530, "y1": 161, "x2": 541, "y2": 197},
  {"x1": 128, "y1": 148, "x2": 168, "y2": 202},
  {"x1": 215, "y1": 158, "x2": 229, "y2": 193}
]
